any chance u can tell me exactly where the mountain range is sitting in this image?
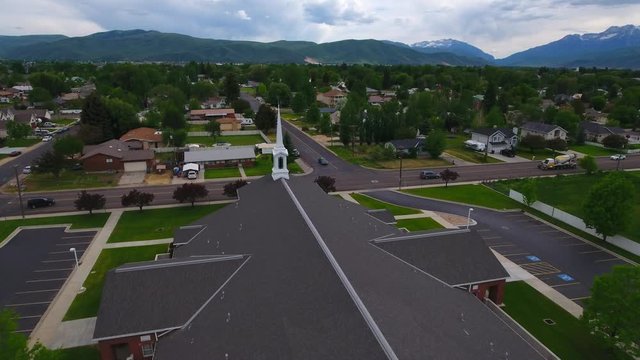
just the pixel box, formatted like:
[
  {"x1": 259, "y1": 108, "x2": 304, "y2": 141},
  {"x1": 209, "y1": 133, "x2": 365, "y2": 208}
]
[{"x1": 1, "y1": 25, "x2": 639, "y2": 68}]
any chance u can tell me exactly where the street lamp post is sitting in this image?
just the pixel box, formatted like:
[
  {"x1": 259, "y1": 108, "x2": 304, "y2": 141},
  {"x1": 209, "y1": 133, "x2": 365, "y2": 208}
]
[
  {"x1": 69, "y1": 247, "x2": 80, "y2": 267},
  {"x1": 398, "y1": 148, "x2": 404, "y2": 190},
  {"x1": 466, "y1": 208, "x2": 474, "y2": 229},
  {"x1": 13, "y1": 165, "x2": 25, "y2": 219}
]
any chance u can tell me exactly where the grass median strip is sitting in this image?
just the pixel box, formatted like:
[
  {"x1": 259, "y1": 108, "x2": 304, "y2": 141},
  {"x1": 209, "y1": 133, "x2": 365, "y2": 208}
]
[
  {"x1": 350, "y1": 193, "x2": 421, "y2": 216},
  {"x1": 0, "y1": 214, "x2": 110, "y2": 246},
  {"x1": 64, "y1": 244, "x2": 169, "y2": 320},
  {"x1": 108, "y1": 204, "x2": 227, "y2": 243},
  {"x1": 503, "y1": 281, "x2": 623, "y2": 360},
  {"x1": 396, "y1": 217, "x2": 443, "y2": 231},
  {"x1": 403, "y1": 184, "x2": 521, "y2": 210}
]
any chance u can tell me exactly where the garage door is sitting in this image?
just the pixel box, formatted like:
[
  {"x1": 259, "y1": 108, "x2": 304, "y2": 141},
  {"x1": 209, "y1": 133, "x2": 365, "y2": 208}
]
[{"x1": 124, "y1": 161, "x2": 147, "y2": 172}]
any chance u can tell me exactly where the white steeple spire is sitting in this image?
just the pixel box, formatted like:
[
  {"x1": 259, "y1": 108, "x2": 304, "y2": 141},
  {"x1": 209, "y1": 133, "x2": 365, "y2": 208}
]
[{"x1": 271, "y1": 105, "x2": 289, "y2": 181}]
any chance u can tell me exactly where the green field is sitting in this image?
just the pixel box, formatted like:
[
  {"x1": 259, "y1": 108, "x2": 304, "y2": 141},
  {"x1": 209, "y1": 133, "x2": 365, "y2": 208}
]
[
  {"x1": 570, "y1": 145, "x2": 619, "y2": 157},
  {"x1": 503, "y1": 281, "x2": 622, "y2": 360},
  {"x1": 63, "y1": 244, "x2": 169, "y2": 320},
  {"x1": 403, "y1": 184, "x2": 521, "y2": 210},
  {"x1": 6, "y1": 138, "x2": 40, "y2": 147},
  {"x1": 350, "y1": 193, "x2": 421, "y2": 216},
  {"x1": 53, "y1": 118, "x2": 78, "y2": 126},
  {"x1": 23, "y1": 171, "x2": 121, "y2": 191},
  {"x1": 0, "y1": 214, "x2": 110, "y2": 245},
  {"x1": 108, "y1": 204, "x2": 227, "y2": 243},
  {"x1": 205, "y1": 167, "x2": 241, "y2": 179},
  {"x1": 188, "y1": 123, "x2": 207, "y2": 132},
  {"x1": 396, "y1": 217, "x2": 443, "y2": 231},
  {"x1": 57, "y1": 346, "x2": 100, "y2": 360},
  {"x1": 515, "y1": 147, "x2": 557, "y2": 160},
  {"x1": 244, "y1": 155, "x2": 303, "y2": 176},
  {"x1": 491, "y1": 172, "x2": 640, "y2": 242},
  {"x1": 328, "y1": 145, "x2": 451, "y2": 169},
  {"x1": 186, "y1": 134, "x2": 264, "y2": 146}
]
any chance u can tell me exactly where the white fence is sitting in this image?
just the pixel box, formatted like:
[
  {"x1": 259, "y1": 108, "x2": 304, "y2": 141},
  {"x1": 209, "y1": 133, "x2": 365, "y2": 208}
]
[{"x1": 509, "y1": 190, "x2": 640, "y2": 256}]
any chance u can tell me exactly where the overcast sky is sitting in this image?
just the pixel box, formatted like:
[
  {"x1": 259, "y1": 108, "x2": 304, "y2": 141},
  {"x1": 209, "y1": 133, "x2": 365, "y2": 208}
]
[{"x1": 2, "y1": 0, "x2": 640, "y2": 58}]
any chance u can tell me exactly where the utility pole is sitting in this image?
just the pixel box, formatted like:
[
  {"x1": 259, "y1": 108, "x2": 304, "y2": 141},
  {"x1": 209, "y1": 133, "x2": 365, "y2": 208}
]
[
  {"x1": 398, "y1": 148, "x2": 404, "y2": 190},
  {"x1": 13, "y1": 165, "x2": 25, "y2": 219}
]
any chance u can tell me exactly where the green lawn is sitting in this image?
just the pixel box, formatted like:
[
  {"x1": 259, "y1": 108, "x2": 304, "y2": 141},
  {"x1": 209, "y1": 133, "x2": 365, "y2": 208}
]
[
  {"x1": 240, "y1": 87, "x2": 256, "y2": 96},
  {"x1": 185, "y1": 134, "x2": 264, "y2": 146},
  {"x1": 63, "y1": 244, "x2": 168, "y2": 320},
  {"x1": 205, "y1": 167, "x2": 241, "y2": 179},
  {"x1": 0, "y1": 213, "x2": 110, "y2": 245},
  {"x1": 444, "y1": 135, "x2": 502, "y2": 164},
  {"x1": 350, "y1": 193, "x2": 421, "y2": 215},
  {"x1": 396, "y1": 217, "x2": 443, "y2": 231},
  {"x1": 515, "y1": 147, "x2": 557, "y2": 160},
  {"x1": 328, "y1": 145, "x2": 451, "y2": 169},
  {"x1": 188, "y1": 123, "x2": 207, "y2": 132},
  {"x1": 6, "y1": 138, "x2": 40, "y2": 147},
  {"x1": 503, "y1": 281, "x2": 622, "y2": 360},
  {"x1": 244, "y1": 155, "x2": 303, "y2": 176},
  {"x1": 403, "y1": 184, "x2": 521, "y2": 210},
  {"x1": 108, "y1": 204, "x2": 226, "y2": 243},
  {"x1": 23, "y1": 171, "x2": 120, "y2": 192},
  {"x1": 53, "y1": 118, "x2": 78, "y2": 126},
  {"x1": 57, "y1": 346, "x2": 100, "y2": 360},
  {"x1": 570, "y1": 145, "x2": 619, "y2": 157},
  {"x1": 491, "y1": 172, "x2": 640, "y2": 242},
  {"x1": 0, "y1": 154, "x2": 7, "y2": 160}
]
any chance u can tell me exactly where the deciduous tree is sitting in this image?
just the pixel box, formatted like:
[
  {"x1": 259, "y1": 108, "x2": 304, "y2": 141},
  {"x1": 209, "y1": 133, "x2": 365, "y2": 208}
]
[
  {"x1": 519, "y1": 178, "x2": 538, "y2": 206},
  {"x1": 0, "y1": 309, "x2": 59, "y2": 360},
  {"x1": 6, "y1": 120, "x2": 31, "y2": 139},
  {"x1": 255, "y1": 104, "x2": 276, "y2": 134},
  {"x1": 519, "y1": 134, "x2": 546, "y2": 153},
  {"x1": 602, "y1": 134, "x2": 628, "y2": 149},
  {"x1": 578, "y1": 155, "x2": 598, "y2": 175},
  {"x1": 223, "y1": 180, "x2": 248, "y2": 197},
  {"x1": 314, "y1": 176, "x2": 336, "y2": 193},
  {"x1": 74, "y1": 190, "x2": 106, "y2": 215},
  {"x1": 546, "y1": 138, "x2": 568, "y2": 153},
  {"x1": 583, "y1": 172, "x2": 635, "y2": 241},
  {"x1": 439, "y1": 169, "x2": 459, "y2": 187},
  {"x1": 425, "y1": 130, "x2": 446, "y2": 159},
  {"x1": 583, "y1": 266, "x2": 640, "y2": 357},
  {"x1": 173, "y1": 183, "x2": 209, "y2": 206},
  {"x1": 205, "y1": 120, "x2": 221, "y2": 141},
  {"x1": 121, "y1": 189, "x2": 155, "y2": 211},
  {"x1": 53, "y1": 136, "x2": 83, "y2": 159},
  {"x1": 33, "y1": 151, "x2": 65, "y2": 178}
]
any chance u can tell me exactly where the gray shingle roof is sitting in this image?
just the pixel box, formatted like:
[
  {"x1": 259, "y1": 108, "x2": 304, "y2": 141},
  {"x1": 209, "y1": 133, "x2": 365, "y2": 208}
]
[
  {"x1": 580, "y1": 121, "x2": 625, "y2": 135},
  {"x1": 472, "y1": 127, "x2": 517, "y2": 138},
  {"x1": 184, "y1": 146, "x2": 256, "y2": 163},
  {"x1": 386, "y1": 138, "x2": 424, "y2": 149},
  {"x1": 94, "y1": 256, "x2": 246, "y2": 340},
  {"x1": 521, "y1": 122, "x2": 565, "y2": 134},
  {"x1": 80, "y1": 139, "x2": 154, "y2": 162}
]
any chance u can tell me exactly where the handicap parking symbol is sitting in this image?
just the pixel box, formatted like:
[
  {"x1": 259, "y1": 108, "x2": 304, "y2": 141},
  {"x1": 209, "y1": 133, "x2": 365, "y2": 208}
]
[
  {"x1": 526, "y1": 255, "x2": 540, "y2": 262},
  {"x1": 558, "y1": 274, "x2": 574, "y2": 282}
]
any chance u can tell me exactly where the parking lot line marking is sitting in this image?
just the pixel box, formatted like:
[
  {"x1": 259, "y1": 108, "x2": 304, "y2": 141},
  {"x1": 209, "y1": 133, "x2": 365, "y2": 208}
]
[
  {"x1": 18, "y1": 315, "x2": 43, "y2": 319},
  {"x1": 481, "y1": 236, "x2": 502, "y2": 240},
  {"x1": 554, "y1": 236, "x2": 574, "y2": 239},
  {"x1": 476, "y1": 229, "x2": 491, "y2": 232},
  {"x1": 540, "y1": 230, "x2": 560, "y2": 233},
  {"x1": 570, "y1": 296, "x2": 590, "y2": 301},
  {"x1": 15, "y1": 329, "x2": 34, "y2": 333},
  {"x1": 595, "y1": 258, "x2": 622, "y2": 263},
  {"x1": 15, "y1": 289, "x2": 58, "y2": 294},
  {"x1": 562, "y1": 243, "x2": 591, "y2": 247},
  {"x1": 42, "y1": 259, "x2": 75, "y2": 263},
  {"x1": 26, "y1": 278, "x2": 66, "y2": 283},
  {"x1": 579, "y1": 250, "x2": 604, "y2": 254},
  {"x1": 490, "y1": 244, "x2": 515, "y2": 248},
  {"x1": 61, "y1": 235, "x2": 94, "y2": 239},
  {"x1": 49, "y1": 250, "x2": 84, "y2": 255},
  {"x1": 550, "y1": 282, "x2": 581, "y2": 288},
  {"x1": 55, "y1": 242, "x2": 90, "y2": 246},
  {"x1": 34, "y1": 268, "x2": 73, "y2": 272},
  {"x1": 503, "y1": 252, "x2": 529, "y2": 257},
  {"x1": 6, "y1": 301, "x2": 51, "y2": 307}
]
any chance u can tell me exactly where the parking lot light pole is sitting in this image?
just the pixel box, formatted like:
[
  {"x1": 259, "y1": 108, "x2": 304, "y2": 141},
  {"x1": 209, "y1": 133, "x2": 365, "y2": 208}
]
[
  {"x1": 466, "y1": 208, "x2": 474, "y2": 229},
  {"x1": 397, "y1": 149, "x2": 404, "y2": 190},
  {"x1": 13, "y1": 165, "x2": 25, "y2": 219},
  {"x1": 69, "y1": 247, "x2": 79, "y2": 267}
]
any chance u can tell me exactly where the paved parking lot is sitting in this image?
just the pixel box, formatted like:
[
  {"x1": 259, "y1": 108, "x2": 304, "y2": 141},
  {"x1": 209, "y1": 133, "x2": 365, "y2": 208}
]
[{"x1": 0, "y1": 227, "x2": 97, "y2": 335}]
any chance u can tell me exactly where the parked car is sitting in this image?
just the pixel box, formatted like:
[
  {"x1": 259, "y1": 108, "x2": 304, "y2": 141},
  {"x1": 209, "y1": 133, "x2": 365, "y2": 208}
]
[
  {"x1": 186, "y1": 171, "x2": 198, "y2": 180},
  {"x1": 42, "y1": 135, "x2": 53, "y2": 142},
  {"x1": 610, "y1": 154, "x2": 626, "y2": 160},
  {"x1": 419, "y1": 170, "x2": 441, "y2": 179},
  {"x1": 23, "y1": 165, "x2": 32, "y2": 174},
  {"x1": 291, "y1": 148, "x2": 300, "y2": 158},
  {"x1": 42, "y1": 121, "x2": 55, "y2": 127},
  {"x1": 500, "y1": 148, "x2": 516, "y2": 157},
  {"x1": 71, "y1": 163, "x2": 83, "y2": 171},
  {"x1": 27, "y1": 197, "x2": 55, "y2": 209},
  {"x1": 318, "y1": 157, "x2": 329, "y2": 165},
  {"x1": 8, "y1": 150, "x2": 22, "y2": 157}
]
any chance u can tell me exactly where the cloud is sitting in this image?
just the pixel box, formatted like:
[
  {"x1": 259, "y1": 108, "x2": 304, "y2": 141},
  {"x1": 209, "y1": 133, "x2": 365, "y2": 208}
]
[
  {"x1": 236, "y1": 10, "x2": 251, "y2": 20},
  {"x1": 304, "y1": 0, "x2": 376, "y2": 25}
]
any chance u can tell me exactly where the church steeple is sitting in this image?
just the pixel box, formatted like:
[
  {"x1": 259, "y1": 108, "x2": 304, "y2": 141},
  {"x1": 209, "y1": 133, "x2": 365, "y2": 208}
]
[{"x1": 271, "y1": 106, "x2": 289, "y2": 181}]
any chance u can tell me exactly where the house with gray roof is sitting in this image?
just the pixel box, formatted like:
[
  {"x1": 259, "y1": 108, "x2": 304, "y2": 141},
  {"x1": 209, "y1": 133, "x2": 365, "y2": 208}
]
[
  {"x1": 580, "y1": 121, "x2": 626, "y2": 143},
  {"x1": 80, "y1": 139, "x2": 155, "y2": 172},
  {"x1": 520, "y1": 122, "x2": 568, "y2": 140},
  {"x1": 183, "y1": 146, "x2": 256, "y2": 168},
  {"x1": 93, "y1": 111, "x2": 548, "y2": 360},
  {"x1": 470, "y1": 127, "x2": 518, "y2": 153},
  {"x1": 384, "y1": 138, "x2": 425, "y2": 154}
]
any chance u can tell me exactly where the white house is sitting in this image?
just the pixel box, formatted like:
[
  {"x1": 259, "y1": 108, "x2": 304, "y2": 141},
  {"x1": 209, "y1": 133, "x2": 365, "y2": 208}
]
[
  {"x1": 520, "y1": 122, "x2": 568, "y2": 140},
  {"x1": 470, "y1": 127, "x2": 518, "y2": 153}
]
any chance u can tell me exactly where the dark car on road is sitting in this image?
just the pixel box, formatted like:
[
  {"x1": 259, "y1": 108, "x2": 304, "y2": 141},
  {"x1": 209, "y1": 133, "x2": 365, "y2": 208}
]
[
  {"x1": 27, "y1": 197, "x2": 55, "y2": 209},
  {"x1": 318, "y1": 157, "x2": 329, "y2": 165},
  {"x1": 500, "y1": 148, "x2": 516, "y2": 157},
  {"x1": 419, "y1": 170, "x2": 441, "y2": 179},
  {"x1": 8, "y1": 150, "x2": 22, "y2": 157}
]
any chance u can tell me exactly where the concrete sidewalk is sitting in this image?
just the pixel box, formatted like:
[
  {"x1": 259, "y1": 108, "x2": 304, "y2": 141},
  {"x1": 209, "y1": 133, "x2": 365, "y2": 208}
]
[
  {"x1": 29, "y1": 210, "x2": 124, "y2": 348},
  {"x1": 104, "y1": 238, "x2": 173, "y2": 249}
]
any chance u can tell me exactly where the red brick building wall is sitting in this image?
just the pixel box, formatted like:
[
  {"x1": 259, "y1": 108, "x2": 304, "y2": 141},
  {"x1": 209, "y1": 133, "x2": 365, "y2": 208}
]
[
  {"x1": 98, "y1": 334, "x2": 156, "y2": 360},
  {"x1": 470, "y1": 279, "x2": 506, "y2": 305},
  {"x1": 82, "y1": 154, "x2": 124, "y2": 172}
]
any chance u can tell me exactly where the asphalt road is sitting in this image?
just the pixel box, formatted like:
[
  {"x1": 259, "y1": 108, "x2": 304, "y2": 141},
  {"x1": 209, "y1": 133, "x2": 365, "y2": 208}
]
[
  {"x1": 366, "y1": 190, "x2": 633, "y2": 306},
  {"x1": 0, "y1": 227, "x2": 97, "y2": 334}
]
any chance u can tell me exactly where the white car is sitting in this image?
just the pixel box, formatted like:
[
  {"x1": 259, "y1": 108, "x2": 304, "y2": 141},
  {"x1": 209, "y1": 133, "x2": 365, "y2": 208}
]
[
  {"x1": 23, "y1": 166, "x2": 32, "y2": 174},
  {"x1": 186, "y1": 171, "x2": 198, "y2": 180},
  {"x1": 42, "y1": 135, "x2": 53, "y2": 142},
  {"x1": 610, "y1": 154, "x2": 626, "y2": 160}
]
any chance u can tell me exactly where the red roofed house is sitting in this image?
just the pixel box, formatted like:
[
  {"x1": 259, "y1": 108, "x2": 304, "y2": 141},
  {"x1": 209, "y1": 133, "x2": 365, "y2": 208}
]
[
  {"x1": 316, "y1": 88, "x2": 347, "y2": 107},
  {"x1": 120, "y1": 127, "x2": 164, "y2": 149},
  {"x1": 80, "y1": 139, "x2": 156, "y2": 172}
]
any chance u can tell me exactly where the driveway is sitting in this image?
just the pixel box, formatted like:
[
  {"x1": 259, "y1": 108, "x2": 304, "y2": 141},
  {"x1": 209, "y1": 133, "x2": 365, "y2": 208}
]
[
  {"x1": 118, "y1": 171, "x2": 146, "y2": 185},
  {"x1": 0, "y1": 227, "x2": 97, "y2": 334},
  {"x1": 365, "y1": 190, "x2": 633, "y2": 306}
]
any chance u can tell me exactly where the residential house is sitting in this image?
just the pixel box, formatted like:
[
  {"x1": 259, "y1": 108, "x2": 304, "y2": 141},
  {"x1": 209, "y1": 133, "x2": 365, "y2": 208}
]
[
  {"x1": 384, "y1": 138, "x2": 425, "y2": 154},
  {"x1": 80, "y1": 139, "x2": 155, "y2": 172},
  {"x1": 201, "y1": 96, "x2": 226, "y2": 109},
  {"x1": 70, "y1": 83, "x2": 97, "y2": 98},
  {"x1": 217, "y1": 116, "x2": 242, "y2": 131},
  {"x1": 189, "y1": 108, "x2": 235, "y2": 121},
  {"x1": 316, "y1": 88, "x2": 347, "y2": 107},
  {"x1": 183, "y1": 146, "x2": 256, "y2": 168},
  {"x1": 368, "y1": 94, "x2": 394, "y2": 106},
  {"x1": 13, "y1": 109, "x2": 51, "y2": 128},
  {"x1": 583, "y1": 108, "x2": 608, "y2": 124},
  {"x1": 520, "y1": 122, "x2": 568, "y2": 140},
  {"x1": 120, "y1": 127, "x2": 164, "y2": 149},
  {"x1": 0, "y1": 108, "x2": 16, "y2": 138},
  {"x1": 470, "y1": 127, "x2": 518, "y2": 153},
  {"x1": 580, "y1": 121, "x2": 626, "y2": 143}
]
